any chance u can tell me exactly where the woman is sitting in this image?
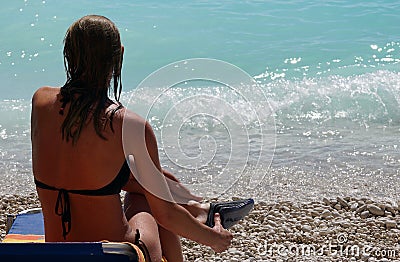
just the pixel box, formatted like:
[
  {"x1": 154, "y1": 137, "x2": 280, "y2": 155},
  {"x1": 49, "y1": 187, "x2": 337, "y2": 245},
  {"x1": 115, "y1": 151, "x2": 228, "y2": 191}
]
[{"x1": 31, "y1": 15, "x2": 253, "y2": 262}]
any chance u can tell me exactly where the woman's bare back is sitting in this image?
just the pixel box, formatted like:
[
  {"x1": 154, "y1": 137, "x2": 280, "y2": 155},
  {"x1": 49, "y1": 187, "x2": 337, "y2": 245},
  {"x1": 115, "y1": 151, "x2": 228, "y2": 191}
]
[{"x1": 32, "y1": 86, "x2": 135, "y2": 242}]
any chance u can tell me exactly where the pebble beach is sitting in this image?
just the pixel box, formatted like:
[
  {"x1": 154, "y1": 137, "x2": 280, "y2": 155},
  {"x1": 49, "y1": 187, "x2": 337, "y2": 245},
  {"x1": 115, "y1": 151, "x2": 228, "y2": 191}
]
[{"x1": 1, "y1": 194, "x2": 399, "y2": 261}]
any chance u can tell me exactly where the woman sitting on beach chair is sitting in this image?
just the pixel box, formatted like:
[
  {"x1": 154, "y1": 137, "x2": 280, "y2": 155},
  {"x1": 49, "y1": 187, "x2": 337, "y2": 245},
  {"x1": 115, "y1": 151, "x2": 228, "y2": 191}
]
[{"x1": 31, "y1": 15, "x2": 253, "y2": 262}]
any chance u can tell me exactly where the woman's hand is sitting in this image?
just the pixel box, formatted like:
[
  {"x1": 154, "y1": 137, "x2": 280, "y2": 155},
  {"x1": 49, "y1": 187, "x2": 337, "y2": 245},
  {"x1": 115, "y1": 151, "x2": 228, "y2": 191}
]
[{"x1": 210, "y1": 213, "x2": 233, "y2": 253}]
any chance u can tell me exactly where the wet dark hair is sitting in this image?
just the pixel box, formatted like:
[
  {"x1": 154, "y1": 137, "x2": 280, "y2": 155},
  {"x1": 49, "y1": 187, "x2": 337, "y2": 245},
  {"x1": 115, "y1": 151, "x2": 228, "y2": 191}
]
[{"x1": 60, "y1": 15, "x2": 123, "y2": 144}]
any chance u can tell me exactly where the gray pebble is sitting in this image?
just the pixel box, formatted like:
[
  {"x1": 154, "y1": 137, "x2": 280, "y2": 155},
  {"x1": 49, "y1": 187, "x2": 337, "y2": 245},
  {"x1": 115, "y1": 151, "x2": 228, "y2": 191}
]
[
  {"x1": 350, "y1": 202, "x2": 359, "y2": 211},
  {"x1": 321, "y1": 209, "x2": 332, "y2": 218},
  {"x1": 384, "y1": 204, "x2": 396, "y2": 215},
  {"x1": 309, "y1": 210, "x2": 319, "y2": 217},
  {"x1": 337, "y1": 197, "x2": 349, "y2": 208},
  {"x1": 385, "y1": 220, "x2": 397, "y2": 230},
  {"x1": 322, "y1": 197, "x2": 331, "y2": 206},
  {"x1": 360, "y1": 211, "x2": 370, "y2": 219},
  {"x1": 355, "y1": 204, "x2": 367, "y2": 214},
  {"x1": 301, "y1": 225, "x2": 312, "y2": 232},
  {"x1": 367, "y1": 204, "x2": 385, "y2": 216}
]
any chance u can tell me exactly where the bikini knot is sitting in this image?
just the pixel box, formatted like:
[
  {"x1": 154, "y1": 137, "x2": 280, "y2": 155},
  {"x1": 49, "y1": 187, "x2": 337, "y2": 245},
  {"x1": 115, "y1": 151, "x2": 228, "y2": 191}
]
[{"x1": 55, "y1": 189, "x2": 71, "y2": 239}]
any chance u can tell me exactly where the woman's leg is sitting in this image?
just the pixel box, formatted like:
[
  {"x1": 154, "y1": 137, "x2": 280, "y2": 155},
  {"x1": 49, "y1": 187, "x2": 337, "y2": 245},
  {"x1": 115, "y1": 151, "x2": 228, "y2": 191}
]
[
  {"x1": 124, "y1": 192, "x2": 162, "y2": 261},
  {"x1": 124, "y1": 192, "x2": 184, "y2": 262},
  {"x1": 158, "y1": 226, "x2": 183, "y2": 262}
]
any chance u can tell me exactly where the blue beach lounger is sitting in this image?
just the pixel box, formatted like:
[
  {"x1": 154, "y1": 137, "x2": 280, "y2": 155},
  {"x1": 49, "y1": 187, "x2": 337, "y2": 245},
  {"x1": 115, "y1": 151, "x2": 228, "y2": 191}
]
[{"x1": 0, "y1": 208, "x2": 141, "y2": 262}]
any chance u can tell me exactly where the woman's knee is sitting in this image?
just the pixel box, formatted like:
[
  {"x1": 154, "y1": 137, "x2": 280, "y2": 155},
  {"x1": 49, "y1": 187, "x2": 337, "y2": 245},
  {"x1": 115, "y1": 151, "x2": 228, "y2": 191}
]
[
  {"x1": 130, "y1": 212, "x2": 163, "y2": 262},
  {"x1": 124, "y1": 192, "x2": 152, "y2": 220}
]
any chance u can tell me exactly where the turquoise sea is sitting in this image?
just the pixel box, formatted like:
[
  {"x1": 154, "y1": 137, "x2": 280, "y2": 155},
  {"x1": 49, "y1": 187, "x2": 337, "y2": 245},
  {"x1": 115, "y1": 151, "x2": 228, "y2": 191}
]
[{"x1": 0, "y1": 1, "x2": 399, "y2": 201}]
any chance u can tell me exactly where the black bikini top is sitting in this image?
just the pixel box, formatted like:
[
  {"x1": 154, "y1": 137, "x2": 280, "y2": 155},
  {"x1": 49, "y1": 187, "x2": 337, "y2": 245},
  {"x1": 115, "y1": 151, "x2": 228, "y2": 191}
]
[{"x1": 34, "y1": 160, "x2": 131, "y2": 239}]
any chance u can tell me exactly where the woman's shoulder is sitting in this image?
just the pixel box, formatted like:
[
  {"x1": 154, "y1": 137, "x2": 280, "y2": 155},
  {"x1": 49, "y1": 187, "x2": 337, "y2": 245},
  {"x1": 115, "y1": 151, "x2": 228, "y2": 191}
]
[
  {"x1": 119, "y1": 108, "x2": 155, "y2": 139},
  {"x1": 121, "y1": 108, "x2": 147, "y2": 125},
  {"x1": 32, "y1": 86, "x2": 60, "y2": 107}
]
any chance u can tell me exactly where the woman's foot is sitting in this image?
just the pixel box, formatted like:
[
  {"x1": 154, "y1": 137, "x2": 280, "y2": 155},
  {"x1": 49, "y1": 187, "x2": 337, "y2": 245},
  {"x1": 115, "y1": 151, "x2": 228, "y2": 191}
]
[{"x1": 185, "y1": 200, "x2": 210, "y2": 224}]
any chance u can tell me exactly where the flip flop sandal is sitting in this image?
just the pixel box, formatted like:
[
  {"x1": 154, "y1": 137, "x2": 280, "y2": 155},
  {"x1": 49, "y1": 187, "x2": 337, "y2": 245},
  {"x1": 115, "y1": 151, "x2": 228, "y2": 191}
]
[{"x1": 205, "y1": 198, "x2": 254, "y2": 229}]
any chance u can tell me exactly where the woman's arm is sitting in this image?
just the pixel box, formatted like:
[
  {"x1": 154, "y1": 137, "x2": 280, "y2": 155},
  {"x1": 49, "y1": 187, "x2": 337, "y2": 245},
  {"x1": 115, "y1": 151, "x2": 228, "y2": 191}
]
[{"x1": 122, "y1": 115, "x2": 232, "y2": 252}]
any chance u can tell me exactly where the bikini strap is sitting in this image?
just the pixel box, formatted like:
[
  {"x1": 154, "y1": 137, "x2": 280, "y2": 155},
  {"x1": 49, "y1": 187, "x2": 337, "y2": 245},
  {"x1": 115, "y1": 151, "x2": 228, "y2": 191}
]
[
  {"x1": 134, "y1": 229, "x2": 152, "y2": 262},
  {"x1": 55, "y1": 189, "x2": 71, "y2": 240},
  {"x1": 34, "y1": 179, "x2": 71, "y2": 239}
]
